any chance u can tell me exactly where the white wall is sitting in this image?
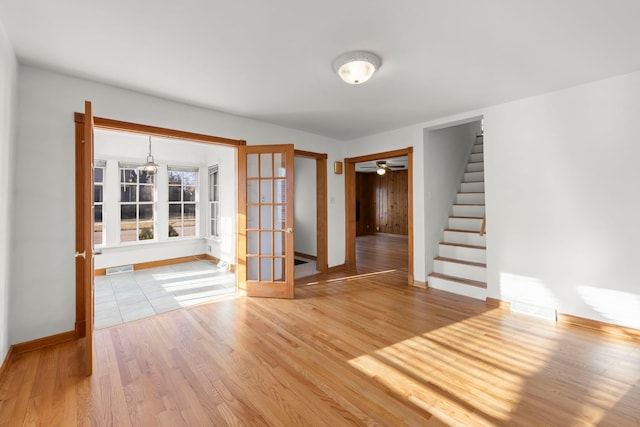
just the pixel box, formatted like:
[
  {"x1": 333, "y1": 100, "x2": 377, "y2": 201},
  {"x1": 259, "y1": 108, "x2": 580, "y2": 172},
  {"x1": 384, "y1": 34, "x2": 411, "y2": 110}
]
[
  {"x1": 424, "y1": 122, "x2": 480, "y2": 273},
  {"x1": 11, "y1": 65, "x2": 345, "y2": 344},
  {"x1": 294, "y1": 156, "x2": 317, "y2": 256},
  {"x1": 0, "y1": 21, "x2": 17, "y2": 362},
  {"x1": 484, "y1": 71, "x2": 640, "y2": 329},
  {"x1": 348, "y1": 70, "x2": 640, "y2": 330}
]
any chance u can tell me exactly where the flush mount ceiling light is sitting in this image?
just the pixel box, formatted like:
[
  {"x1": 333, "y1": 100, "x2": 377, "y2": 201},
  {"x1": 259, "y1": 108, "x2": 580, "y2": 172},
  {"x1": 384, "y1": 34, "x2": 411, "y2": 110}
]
[
  {"x1": 333, "y1": 51, "x2": 381, "y2": 85},
  {"x1": 142, "y1": 136, "x2": 159, "y2": 175}
]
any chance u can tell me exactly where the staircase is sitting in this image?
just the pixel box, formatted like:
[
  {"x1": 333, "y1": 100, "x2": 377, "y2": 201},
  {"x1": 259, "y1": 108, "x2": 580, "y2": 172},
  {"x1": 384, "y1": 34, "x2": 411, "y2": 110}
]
[{"x1": 428, "y1": 135, "x2": 487, "y2": 300}]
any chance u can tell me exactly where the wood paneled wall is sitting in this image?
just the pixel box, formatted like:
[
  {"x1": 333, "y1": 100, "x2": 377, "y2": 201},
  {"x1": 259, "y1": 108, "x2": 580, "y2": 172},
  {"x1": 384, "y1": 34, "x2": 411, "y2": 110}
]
[{"x1": 356, "y1": 170, "x2": 408, "y2": 236}]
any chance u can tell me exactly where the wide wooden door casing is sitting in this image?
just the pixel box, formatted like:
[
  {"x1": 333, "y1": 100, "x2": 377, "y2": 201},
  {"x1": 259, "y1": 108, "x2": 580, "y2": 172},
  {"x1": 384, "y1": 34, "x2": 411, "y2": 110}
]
[
  {"x1": 75, "y1": 100, "x2": 95, "y2": 375},
  {"x1": 238, "y1": 145, "x2": 295, "y2": 298}
]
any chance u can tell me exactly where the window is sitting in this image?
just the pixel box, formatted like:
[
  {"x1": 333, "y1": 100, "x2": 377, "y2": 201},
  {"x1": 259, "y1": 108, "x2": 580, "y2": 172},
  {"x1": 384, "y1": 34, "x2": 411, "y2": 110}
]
[
  {"x1": 168, "y1": 167, "x2": 198, "y2": 238},
  {"x1": 94, "y1": 160, "x2": 106, "y2": 246},
  {"x1": 119, "y1": 164, "x2": 155, "y2": 242},
  {"x1": 209, "y1": 165, "x2": 220, "y2": 239}
]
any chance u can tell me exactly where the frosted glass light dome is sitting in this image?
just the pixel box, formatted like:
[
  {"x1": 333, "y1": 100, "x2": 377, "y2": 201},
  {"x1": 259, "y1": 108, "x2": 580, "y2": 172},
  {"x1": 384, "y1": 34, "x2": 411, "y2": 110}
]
[{"x1": 333, "y1": 51, "x2": 381, "y2": 85}]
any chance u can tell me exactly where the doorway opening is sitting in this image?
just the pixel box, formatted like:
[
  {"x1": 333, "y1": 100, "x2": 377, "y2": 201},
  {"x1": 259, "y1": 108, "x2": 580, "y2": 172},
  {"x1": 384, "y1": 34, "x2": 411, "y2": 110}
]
[
  {"x1": 345, "y1": 148, "x2": 414, "y2": 283},
  {"x1": 91, "y1": 128, "x2": 237, "y2": 328}
]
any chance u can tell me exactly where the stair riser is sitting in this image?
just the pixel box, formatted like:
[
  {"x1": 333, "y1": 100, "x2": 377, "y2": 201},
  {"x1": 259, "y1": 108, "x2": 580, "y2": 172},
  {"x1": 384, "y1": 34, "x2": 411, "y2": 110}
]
[
  {"x1": 466, "y1": 162, "x2": 484, "y2": 172},
  {"x1": 452, "y1": 204, "x2": 485, "y2": 217},
  {"x1": 460, "y1": 181, "x2": 485, "y2": 192},
  {"x1": 428, "y1": 276, "x2": 487, "y2": 300},
  {"x1": 470, "y1": 153, "x2": 484, "y2": 162},
  {"x1": 434, "y1": 260, "x2": 486, "y2": 282},
  {"x1": 444, "y1": 230, "x2": 486, "y2": 246},
  {"x1": 472, "y1": 144, "x2": 484, "y2": 154},
  {"x1": 449, "y1": 217, "x2": 483, "y2": 231},
  {"x1": 439, "y1": 244, "x2": 486, "y2": 263},
  {"x1": 463, "y1": 171, "x2": 484, "y2": 182},
  {"x1": 457, "y1": 193, "x2": 485, "y2": 205}
]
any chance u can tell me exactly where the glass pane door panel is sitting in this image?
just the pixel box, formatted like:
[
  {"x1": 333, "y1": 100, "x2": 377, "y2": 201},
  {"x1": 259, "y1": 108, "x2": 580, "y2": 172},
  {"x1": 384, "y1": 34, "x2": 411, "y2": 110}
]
[
  {"x1": 247, "y1": 231, "x2": 259, "y2": 255},
  {"x1": 260, "y1": 206, "x2": 272, "y2": 229},
  {"x1": 274, "y1": 179, "x2": 286, "y2": 203},
  {"x1": 260, "y1": 258, "x2": 273, "y2": 281},
  {"x1": 260, "y1": 231, "x2": 272, "y2": 255},
  {"x1": 247, "y1": 206, "x2": 259, "y2": 229},
  {"x1": 275, "y1": 206, "x2": 286, "y2": 229},
  {"x1": 260, "y1": 179, "x2": 272, "y2": 203},
  {"x1": 274, "y1": 153, "x2": 285, "y2": 177},
  {"x1": 247, "y1": 154, "x2": 259, "y2": 178},
  {"x1": 260, "y1": 153, "x2": 272, "y2": 177},
  {"x1": 274, "y1": 232, "x2": 284, "y2": 256},
  {"x1": 247, "y1": 180, "x2": 259, "y2": 203},
  {"x1": 247, "y1": 257, "x2": 258, "y2": 281},
  {"x1": 274, "y1": 258, "x2": 284, "y2": 281}
]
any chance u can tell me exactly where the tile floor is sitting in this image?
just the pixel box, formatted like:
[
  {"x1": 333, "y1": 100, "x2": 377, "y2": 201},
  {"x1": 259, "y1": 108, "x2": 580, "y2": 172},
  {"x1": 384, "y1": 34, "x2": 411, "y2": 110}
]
[{"x1": 94, "y1": 260, "x2": 235, "y2": 329}]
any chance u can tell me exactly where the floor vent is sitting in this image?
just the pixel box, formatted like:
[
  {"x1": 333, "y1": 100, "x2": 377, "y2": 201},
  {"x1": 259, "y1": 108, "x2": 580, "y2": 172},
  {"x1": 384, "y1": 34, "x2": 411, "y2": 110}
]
[
  {"x1": 106, "y1": 265, "x2": 134, "y2": 275},
  {"x1": 511, "y1": 301, "x2": 557, "y2": 322}
]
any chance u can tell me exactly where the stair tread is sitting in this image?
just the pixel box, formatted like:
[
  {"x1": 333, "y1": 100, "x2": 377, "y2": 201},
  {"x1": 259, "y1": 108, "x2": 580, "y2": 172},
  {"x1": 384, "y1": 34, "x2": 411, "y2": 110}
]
[
  {"x1": 440, "y1": 242, "x2": 486, "y2": 250},
  {"x1": 449, "y1": 216, "x2": 483, "y2": 220},
  {"x1": 453, "y1": 203, "x2": 484, "y2": 206},
  {"x1": 428, "y1": 272, "x2": 487, "y2": 289},
  {"x1": 445, "y1": 228, "x2": 485, "y2": 234},
  {"x1": 462, "y1": 180, "x2": 484, "y2": 183},
  {"x1": 434, "y1": 257, "x2": 486, "y2": 268},
  {"x1": 458, "y1": 192, "x2": 485, "y2": 194}
]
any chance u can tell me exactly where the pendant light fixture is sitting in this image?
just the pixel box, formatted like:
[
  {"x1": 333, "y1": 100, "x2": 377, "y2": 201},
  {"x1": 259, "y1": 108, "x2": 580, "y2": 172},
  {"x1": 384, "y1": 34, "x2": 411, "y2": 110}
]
[
  {"x1": 333, "y1": 51, "x2": 382, "y2": 85},
  {"x1": 142, "y1": 136, "x2": 159, "y2": 175}
]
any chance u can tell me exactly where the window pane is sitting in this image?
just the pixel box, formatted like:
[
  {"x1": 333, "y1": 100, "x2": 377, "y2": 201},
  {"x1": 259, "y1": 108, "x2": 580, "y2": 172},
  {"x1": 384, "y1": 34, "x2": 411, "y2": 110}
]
[
  {"x1": 183, "y1": 171, "x2": 197, "y2": 185},
  {"x1": 168, "y1": 170, "x2": 182, "y2": 184},
  {"x1": 138, "y1": 221, "x2": 154, "y2": 240},
  {"x1": 260, "y1": 205, "x2": 272, "y2": 229},
  {"x1": 121, "y1": 204, "x2": 136, "y2": 220},
  {"x1": 121, "y1": 185, "x2": 137, "y2": 202},
  {"x1": 247, "y1": 257, "x2": 258, "y2": 281},
  {"x1": 260, "y1": 258, "x2": 272, "y2": 281},
  {"x1": 94, "y1": 186, "x2": 103, "y2": 203},
  {"x1": 169, "y1": 221, "x2": 180, "y2": 238},
  {"x1": 183, "y1": 186, "x2": 195, "y2": 202},
  {"x1": 94, "y1": 205, "x2": 103, "y2": 223},
  {"x1": 274, "y1": 232, "x2": 284, "y2": 256},
  {"x1": 139, "y1": 170, "x2": 155, "y2": 184},
  {"x1": 169, "y1": 186, "x2": 181, "y2": 202},
  {"x1": 139, "y1": 204, "x2": 154, "y2": 221},
  {"x1": 274, "y1": 257, "x2": 284, "y2": 282},
  {"x1": 169, "y1": 203, "x2": 182, "y2": 220},
  {"x1": 247, "y1": 205, "x2": 258, "y2": 229},
  {"x1": 120, "y1": 218, "x2": 137, "y2": 242},
  {"x1": 139, "y1": 185, "x2": 154, "y2": 202},
  {"x1": 247, "y1": 231, "x2": 259, "y2": 255},
  {"x1": 274, "y1": 179, "x2": 286, "y2": 203},
  {"x1": 122, "y1": 169, "x2": 138, "y2": 183},
  {"x1": 261, "y1": 231, "x2": 272, "y2": 255},
  {"x1": 94, "y1": 167, "x2": 103, "y2": 183}
]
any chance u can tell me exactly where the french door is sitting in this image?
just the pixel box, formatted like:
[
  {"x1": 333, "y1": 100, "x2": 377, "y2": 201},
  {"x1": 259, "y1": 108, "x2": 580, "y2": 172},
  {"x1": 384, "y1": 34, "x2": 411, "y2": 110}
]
[
  {"x1": 75, "y1": 100, "x2": 95, "y2": 375},
  {"x1": 237, "y1": 145, "x2": 295, "y2": 298}
]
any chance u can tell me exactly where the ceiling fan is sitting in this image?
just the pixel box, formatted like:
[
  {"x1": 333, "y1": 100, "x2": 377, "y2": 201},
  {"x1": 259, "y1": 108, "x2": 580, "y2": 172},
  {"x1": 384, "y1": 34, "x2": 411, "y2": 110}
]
[{"x1": 360, "y1": 160, "x2": 405, "y2": 175}]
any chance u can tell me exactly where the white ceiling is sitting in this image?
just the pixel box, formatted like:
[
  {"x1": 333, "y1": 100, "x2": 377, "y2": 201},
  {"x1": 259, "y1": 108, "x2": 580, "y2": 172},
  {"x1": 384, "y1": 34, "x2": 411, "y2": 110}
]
[
  {"x1": 1, "y1": 1, "x2": 640, "y2": 140},
  {"x1": 356, "y1": 157, "x2": 408, "y2": 173}
]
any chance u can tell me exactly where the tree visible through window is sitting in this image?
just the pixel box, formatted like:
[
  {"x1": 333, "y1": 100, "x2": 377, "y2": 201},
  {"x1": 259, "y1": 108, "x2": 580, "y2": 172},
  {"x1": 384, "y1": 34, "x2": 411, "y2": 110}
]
[
  {"x1": 209, "y1": 165, "x2": 220, "y2": 239},
  {"x1": 119, "y1": 164, "x2": 155, "y2": 242},
  {"x1": 168, "y1": 167, "x2": 198, "y2": 237}
]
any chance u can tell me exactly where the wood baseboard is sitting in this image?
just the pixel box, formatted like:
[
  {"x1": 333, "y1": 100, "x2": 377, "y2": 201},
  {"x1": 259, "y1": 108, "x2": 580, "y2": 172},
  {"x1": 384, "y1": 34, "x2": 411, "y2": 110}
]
[
  {"x1": 487, "y1": 297, "x2": 639, "y2": 340},
  {"x1": 11, "y1": 330, "x2": 77, "y2": 355},
  {"x1": 411, "y1": 279, "x2": 427, "y2": 289},
  {"x1": 486, "y1": 297, "x2": 512, "y2": 309},
  {"x1": 327, "y1": 263, "x2": 347, "y2": 273},
  {"x1": 95, "y1": 254, "x2": 236, "y2": 275},
  {"x1": 0, "y1": 345, "x2": 15, "y2": 382},
  {"x1": 557, "y1": 313, "x2": 640, "y2": 340},
  {"x1": 294, "y1": 251, "x2": 317, "y2": 261}
]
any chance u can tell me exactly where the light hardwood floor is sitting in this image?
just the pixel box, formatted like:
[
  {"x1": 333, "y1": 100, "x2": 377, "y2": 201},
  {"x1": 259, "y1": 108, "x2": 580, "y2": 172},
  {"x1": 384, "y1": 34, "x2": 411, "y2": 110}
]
[{"x1": 1, "y1": 234, "x2": 639, "y2": 426}]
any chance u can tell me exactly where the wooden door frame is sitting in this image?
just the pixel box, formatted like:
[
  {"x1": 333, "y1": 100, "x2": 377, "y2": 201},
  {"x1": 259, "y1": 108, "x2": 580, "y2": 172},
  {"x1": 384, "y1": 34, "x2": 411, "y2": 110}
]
[
  {"x1": 73, "y1": 113, "x2": 245, "y2": 335},
  {"x1": 344, "y1": 147, "x2": 414, "y2": 283},
  {"x1": 294, "y1": 149, "x2": 328, "y2": 273}
]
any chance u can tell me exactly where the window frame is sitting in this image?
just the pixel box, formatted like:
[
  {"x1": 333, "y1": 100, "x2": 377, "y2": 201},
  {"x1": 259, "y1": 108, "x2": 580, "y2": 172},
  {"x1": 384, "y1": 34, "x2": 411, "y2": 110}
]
[
  {"x1": 209, "y1": 164, "x2": 220, "y2": 239},
  {"x1": 93, "y1": 160, "x2": 106, "y2": 247},
  {"x1": 118, "y1": 162, "x2": 157, "y2": 243},
  {"x1": 167, "y1": 166, "x2": 199, "y2": 239}
]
